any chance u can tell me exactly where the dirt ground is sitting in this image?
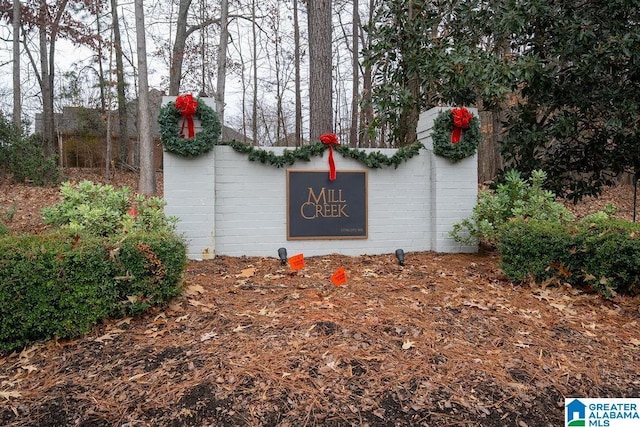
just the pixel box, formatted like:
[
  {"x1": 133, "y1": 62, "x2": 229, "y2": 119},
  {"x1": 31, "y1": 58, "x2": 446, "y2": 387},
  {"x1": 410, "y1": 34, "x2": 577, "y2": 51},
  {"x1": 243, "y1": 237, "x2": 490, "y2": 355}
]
[{"x1": 0, "y1": 169, "x2": 639, "y2": 426}]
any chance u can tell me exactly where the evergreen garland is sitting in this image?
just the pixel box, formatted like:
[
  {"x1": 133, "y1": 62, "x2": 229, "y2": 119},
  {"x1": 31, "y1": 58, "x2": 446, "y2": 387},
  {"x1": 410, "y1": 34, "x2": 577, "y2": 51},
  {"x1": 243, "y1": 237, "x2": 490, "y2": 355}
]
[
  {"x1": 158, "y1": 97, "x2": 425, "y2": 167},
  {"x1": 221, "y1": 140, "x2": 425, "y2": 169},
  {"x1": 158, "y1": 98, "x2": 222, "y2": 157},
  {"x1": 431, "y1": 109, "x2": 481, "y2": 162}
]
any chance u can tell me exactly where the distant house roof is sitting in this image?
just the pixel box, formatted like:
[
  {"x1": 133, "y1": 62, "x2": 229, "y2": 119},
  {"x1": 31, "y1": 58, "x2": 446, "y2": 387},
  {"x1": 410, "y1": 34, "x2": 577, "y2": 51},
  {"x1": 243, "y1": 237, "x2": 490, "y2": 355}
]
[{"x1": 35, "y1": 88, "x2": 251, "y2": 144}]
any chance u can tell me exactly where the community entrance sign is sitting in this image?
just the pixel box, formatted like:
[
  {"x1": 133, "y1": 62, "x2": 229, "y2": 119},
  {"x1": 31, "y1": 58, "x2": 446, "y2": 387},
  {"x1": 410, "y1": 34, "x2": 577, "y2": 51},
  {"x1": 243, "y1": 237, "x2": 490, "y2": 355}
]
[
  {"x1": 287, "y1": 170, "x2": 367, "y2": 240},
  {"x1": 162, "y1": 101, "x2": 479, "y2": 259}
]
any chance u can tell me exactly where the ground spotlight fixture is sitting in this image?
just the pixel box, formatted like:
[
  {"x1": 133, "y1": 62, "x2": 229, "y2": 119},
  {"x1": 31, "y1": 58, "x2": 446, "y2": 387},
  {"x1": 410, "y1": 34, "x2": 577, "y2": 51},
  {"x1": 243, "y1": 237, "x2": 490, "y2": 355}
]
[
  {"x1": 278, "y1": 247, "x2": 288, "y2": 265},
  {"x1": 395, "y1": 249, "x2": 405, "y2": 266}
]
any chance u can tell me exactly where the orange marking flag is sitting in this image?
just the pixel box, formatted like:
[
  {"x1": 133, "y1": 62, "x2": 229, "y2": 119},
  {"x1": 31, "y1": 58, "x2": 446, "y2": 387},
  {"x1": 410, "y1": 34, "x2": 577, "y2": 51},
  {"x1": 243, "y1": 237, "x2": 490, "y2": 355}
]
[
  {"x1": 288, "y1": 253, "x2": 305, "y2": 270},
  {"x1": 331, "y1": 267, "x2": 347, "y2": 286}
]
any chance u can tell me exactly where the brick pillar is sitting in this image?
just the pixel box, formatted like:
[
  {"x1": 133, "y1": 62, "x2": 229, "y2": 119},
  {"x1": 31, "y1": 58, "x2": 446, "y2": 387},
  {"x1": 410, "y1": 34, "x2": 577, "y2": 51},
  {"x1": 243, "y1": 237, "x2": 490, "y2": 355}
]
[
  {"x1": 162, "y1": 96, "x2": 217, "y2": 260},
  {"x1": 417, "y1": 107, "x2": 478, "y2": 253}
]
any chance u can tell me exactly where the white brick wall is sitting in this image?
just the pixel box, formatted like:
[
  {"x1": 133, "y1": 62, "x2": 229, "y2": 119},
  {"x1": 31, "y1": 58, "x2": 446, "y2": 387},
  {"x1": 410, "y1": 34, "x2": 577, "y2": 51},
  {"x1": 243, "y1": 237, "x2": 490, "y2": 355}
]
[
  {"x1": 163, "y1": 105, "x2": 478, "y2": 259},
  {"x1": 164, "y1": 150, "x2": 216, "y2": 260}
]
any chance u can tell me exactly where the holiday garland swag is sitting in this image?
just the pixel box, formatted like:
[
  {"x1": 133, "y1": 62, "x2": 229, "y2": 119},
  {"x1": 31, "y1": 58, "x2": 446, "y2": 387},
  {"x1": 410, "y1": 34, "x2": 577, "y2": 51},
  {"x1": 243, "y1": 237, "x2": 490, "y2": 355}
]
[
  {"x1": 431, "y1": 107, "x2": 480, "y2": 162},
  {"x1": 158, "y1": 95, "x2": 222, "y2": 157},
  {"x1": 222, "y1": 138, "x2": 425, "y2": 170},
  {"x1": 159, "y1": 94, "x2": 438, "y2": 168},
  {"x1": 158, "y1": 96, "x2": 424, "y2": 167}
]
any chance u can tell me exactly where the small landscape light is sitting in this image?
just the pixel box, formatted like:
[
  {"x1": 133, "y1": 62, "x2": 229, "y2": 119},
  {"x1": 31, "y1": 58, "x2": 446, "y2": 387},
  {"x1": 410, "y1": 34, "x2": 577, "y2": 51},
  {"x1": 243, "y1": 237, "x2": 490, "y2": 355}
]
[
  {"x1": 278, "y1": 247, "x2": 288, "y2": 265},
  {"x1": 395, "y1": 249, "x2": 405, "y2": 266}
]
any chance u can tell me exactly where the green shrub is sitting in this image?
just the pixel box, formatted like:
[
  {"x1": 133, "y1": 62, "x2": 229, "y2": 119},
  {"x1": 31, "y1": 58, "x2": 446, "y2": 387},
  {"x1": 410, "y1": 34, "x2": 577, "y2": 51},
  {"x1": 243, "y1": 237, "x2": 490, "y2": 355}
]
[
  {"x1": 0, "y1": 112, "x2": 19, "y2": 177},
  {"x1": 0, "y1": 232, "x2": 117, "y2": 352},
  {"x1": 1, "y1": 203, "x2": 16, "y2": 222},
  {"x1": 498, "y1": 216, "x2": 640, "y2": 297},
  {"x1": 0, "y1": 201, "x2": 16, "y2": 236},
  {"x1": 122, "y1": 194, "x2": 179, "y2": 235},
  {"x1": 111, "y1": 232, "x2": 188, "y2": 315},
  {"x1": 498, "y1": 219, "x2": 573, "y2": 282},
  {"x1": 572, "y1": 218, "x2": 640, "y2": 297},
  {"x1": 0, "y1": 231, "x2": 187, "y2": 353},
  {"x1": 451, "y1": 169, "x2": 574, "y2": 246},
  {"x1": 4, "y1": 134, "x2": 60, "y2": 186},
  {"x1": 42, "y1": 180, "x2": 177, "y2": 236}
]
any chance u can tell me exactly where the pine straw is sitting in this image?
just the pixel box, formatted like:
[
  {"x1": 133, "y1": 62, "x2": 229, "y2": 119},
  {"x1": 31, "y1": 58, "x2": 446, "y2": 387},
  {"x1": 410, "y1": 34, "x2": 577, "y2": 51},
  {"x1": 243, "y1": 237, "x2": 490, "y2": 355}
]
[
  {"x1": 1, "y1": 252, "x2": 639, "y2": 426},
  {"x1": 1, "y1": 171, "x2": 640, "y2": 425}
]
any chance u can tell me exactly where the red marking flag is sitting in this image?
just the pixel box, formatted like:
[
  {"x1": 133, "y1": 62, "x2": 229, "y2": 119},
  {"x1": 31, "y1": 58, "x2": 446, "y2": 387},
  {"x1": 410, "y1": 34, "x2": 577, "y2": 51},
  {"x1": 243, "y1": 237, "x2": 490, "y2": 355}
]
[
  {"x1": 288, "y1": 253, "x2": 305, "y2": 270},
  {"x1": 331, "y1": 267, "x2": 347, "y2": 286}
]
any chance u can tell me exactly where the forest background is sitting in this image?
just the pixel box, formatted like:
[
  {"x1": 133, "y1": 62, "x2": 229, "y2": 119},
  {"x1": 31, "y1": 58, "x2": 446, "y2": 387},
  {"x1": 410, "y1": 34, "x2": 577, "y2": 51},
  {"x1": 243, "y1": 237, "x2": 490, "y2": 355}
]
[{"x1": 0, "y1": 0, "x2": 639, "y2": 201}]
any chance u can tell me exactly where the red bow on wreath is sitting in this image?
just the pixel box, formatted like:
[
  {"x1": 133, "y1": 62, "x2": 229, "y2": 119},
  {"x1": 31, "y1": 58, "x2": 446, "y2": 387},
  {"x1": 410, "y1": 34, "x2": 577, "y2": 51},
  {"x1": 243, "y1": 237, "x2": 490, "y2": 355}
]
[
  {"x1": 319, "y1": 133, "x2": 340, "y2": 181},
  {"x1": 175, "y1": 94, "x2": 198, "y2": 138},
  {"x1": 450, "y1": 107, "x2": 473, "y2": 144}
]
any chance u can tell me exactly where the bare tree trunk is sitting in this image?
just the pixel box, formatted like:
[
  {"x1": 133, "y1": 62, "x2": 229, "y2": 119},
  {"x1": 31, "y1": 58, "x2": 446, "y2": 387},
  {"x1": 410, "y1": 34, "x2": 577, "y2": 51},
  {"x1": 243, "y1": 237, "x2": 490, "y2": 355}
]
[
  {"x1": 293, "y1": 0, "x2": 302, "y2": 146},
  {"x1": 169, "y1": 0, "x2": 193, "y2": 96},
  {"x1": 397, "y1": 1, "x2": 419, "y2": 147},
  {"x1": 251, "y1": 0, "x2": 258, "y2": 144},
  {"x1": 36, "y1": 0, "x2": 69, "y2": 155},
  {"x1": 397, "y1": 75, "x2": 419, "y2": 146},
  {"x1": 235, "y1": 17, "x2": 249, "y2": 143},
  {"x1": 272, "y1": 4, "x2": 283, "y2": 145},
  {"x1": 105, "y1": 36, "x2": 114, "y2": 182},
  {"x1": 216, "y1": 0, "x2": 229, "y2": 140},
  {"x1": 39, "y1": 0, "x2": 54, "y2": 154},
  {"x1": 359, "y1": 0, "x2": 374, "y2": 147},
  {"x1": 135, "y1": 0, "x2": 156, "y2": 194},
  {"x1": 350, "y1": 0, "x2": 359, "y2": 147},
  {"x1": 95, "y1": 0, "x2": 106, "y2": 112},
  {"x1": 12, "y1": 0, "x2": 21, "y2": 128},
  {"x1": 307, "y1": 0, "x2": 333, "y2": 142},
  {"x1": 111, "y1": 0, "x2": 129, "y2": 167}
]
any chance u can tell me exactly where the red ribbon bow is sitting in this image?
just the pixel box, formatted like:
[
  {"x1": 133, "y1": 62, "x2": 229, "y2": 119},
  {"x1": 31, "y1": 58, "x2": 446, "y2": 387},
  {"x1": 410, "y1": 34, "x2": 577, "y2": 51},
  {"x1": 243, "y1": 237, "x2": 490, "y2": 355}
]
[
  {"x1": 450, "y1": 107, "x2": 473, "y2": 144},
  {"x1": 319, "y1": 133, "x2": 340, "y2": 181},
  {"x1": 175, "y1": 94, "x2": 198, "y2": 139}
]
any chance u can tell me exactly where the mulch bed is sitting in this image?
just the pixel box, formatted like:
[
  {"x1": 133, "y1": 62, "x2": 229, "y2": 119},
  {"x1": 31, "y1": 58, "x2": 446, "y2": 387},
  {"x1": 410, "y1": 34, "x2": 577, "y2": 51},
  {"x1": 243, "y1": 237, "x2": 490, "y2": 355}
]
[
  {"x1": 0, "y1": 169, "x2": 639, "y2": 426},
  {"x1": 1, "y1": 252, "x2": 639, "y2": 426}
]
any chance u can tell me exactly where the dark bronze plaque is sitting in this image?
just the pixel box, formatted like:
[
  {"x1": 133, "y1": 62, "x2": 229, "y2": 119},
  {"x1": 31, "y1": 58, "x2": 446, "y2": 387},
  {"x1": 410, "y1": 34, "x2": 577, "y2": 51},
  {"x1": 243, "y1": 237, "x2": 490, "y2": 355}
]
[{"x1": 287, "y1": 170, "x2": 367, "y2": 240}]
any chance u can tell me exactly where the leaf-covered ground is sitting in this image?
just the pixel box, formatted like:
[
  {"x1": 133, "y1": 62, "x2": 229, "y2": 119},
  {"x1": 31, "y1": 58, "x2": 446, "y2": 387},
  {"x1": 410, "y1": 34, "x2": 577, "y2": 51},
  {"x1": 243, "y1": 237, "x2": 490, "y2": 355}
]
[{"x1": 1, "y1": 169, "x2": 639, "y2": 426}]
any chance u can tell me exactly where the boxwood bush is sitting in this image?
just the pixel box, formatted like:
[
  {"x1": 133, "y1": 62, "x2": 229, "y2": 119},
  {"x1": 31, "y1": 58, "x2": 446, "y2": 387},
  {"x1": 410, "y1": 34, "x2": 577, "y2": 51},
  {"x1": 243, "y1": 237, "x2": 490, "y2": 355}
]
[
  {"x1": 571, "y1": 218, "x2": 640, "y2": 296},
  {"x1": 0, "y1": 232, "x2": 116, "y2": 351},
  {"x1": 497, "y1": 219, "x2": 573, "y2": 283},
  {"x1": 499, "y1": 217, "x2": 640, "y2": 297},
  {"x1": 0, "y1": 231, "x2": 186, "y2": 352},
  {"x1": 110, "y1": 232, "x2": 188, "y2": 316}
]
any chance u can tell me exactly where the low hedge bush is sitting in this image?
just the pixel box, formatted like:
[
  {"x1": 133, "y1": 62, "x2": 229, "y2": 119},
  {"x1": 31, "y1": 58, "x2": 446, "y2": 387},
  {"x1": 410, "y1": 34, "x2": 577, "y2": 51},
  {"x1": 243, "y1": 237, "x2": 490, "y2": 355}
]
[
  {"x1": 451, "y1": 169, "x2": 573, "y2": 247},
  {"x1": 499, "y1": 217, "x2": 640, "y2": 297},
  {"x1": 110, "y1": 232, "x2": 188, "y2": 315},
  {"x1": 0, "y1": 231, "x2": 186, "y2": 352},
  {"x1": 497, "y1": 219, "x2": 572, "y2": 283},
  {"x1": 571, "y1": 218, "x2": 640, "y2": 296}
]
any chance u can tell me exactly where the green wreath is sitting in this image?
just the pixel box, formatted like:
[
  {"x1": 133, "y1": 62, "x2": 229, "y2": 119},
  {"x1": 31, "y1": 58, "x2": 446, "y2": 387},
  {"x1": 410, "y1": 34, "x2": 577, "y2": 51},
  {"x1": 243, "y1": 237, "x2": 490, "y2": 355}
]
[
  {"x1": 431, "y1": 108, "x2": 480, "y2": 163},
  {"x1": 158, "y1": 97, "x2": 221, "y2": 157}
]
